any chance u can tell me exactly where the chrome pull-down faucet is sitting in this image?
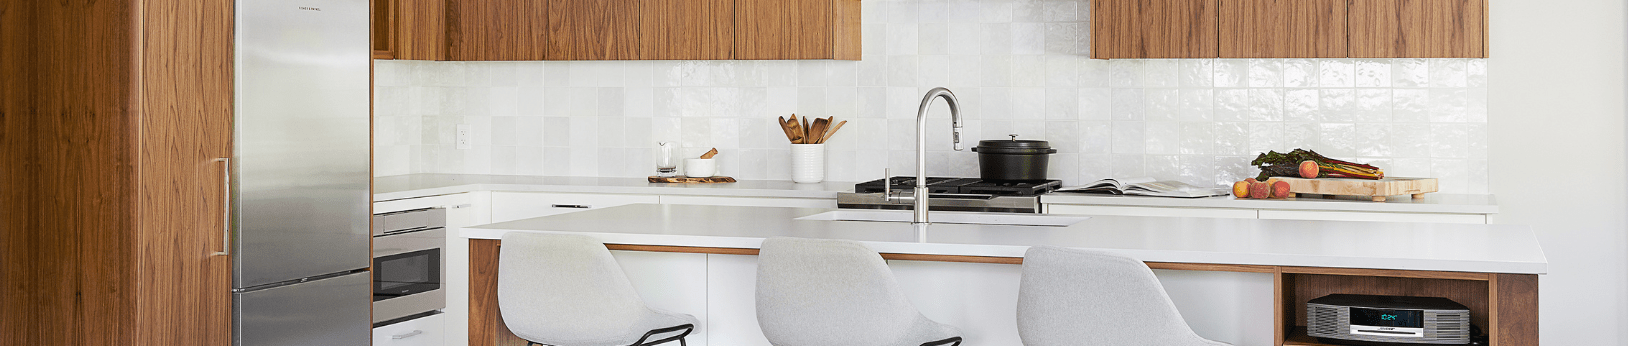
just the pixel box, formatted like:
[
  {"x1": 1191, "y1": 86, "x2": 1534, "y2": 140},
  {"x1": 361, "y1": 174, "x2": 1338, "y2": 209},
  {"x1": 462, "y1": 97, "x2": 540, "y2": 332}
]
[{"x1": 884, "y1": 87, "x2": 964, "y2": 224}]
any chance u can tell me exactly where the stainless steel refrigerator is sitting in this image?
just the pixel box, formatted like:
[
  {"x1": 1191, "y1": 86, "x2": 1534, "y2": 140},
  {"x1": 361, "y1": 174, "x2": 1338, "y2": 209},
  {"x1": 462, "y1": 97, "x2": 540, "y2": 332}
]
[{"x1": 232, "y1": 0, "x2": 372, "y2": 345}]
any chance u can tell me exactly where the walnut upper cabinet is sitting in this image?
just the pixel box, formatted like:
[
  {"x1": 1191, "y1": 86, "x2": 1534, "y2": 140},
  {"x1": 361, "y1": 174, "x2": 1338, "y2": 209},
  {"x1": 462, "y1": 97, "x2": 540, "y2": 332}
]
[
  {"x1": 1219, "y1": 0, "x2": 1347, "y2": 58},
  {"x1": 448, "y1": 0, "x2": 549, "y2": 60},
  {"x1": 1090, "y1": 0, "x2": 1488, "y2": 58},
  {"x1": 735, "y1": 0, "x2": 861, "y2": 60},
  {"x1": 642, "y1": 0, "x2": 734, "y2": 60},
  {"x1": 1349, "y1": 0, "x2": 1487, "y2": 58},
  {"x1": 373, "y1": 0, "x2": 857, "y2": 60},
  {"x1": 375, "y1": 0, "x2": 448, "y2": 60},
  {"x1": 1091, "y1": 0, "x2": 1220, "y2": 59}
]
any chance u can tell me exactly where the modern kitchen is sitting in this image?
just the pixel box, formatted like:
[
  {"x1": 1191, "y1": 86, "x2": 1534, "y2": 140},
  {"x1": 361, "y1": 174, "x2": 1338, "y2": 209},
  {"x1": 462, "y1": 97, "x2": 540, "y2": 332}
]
[{"x1": 3, "y1": 0, "x2": 1625, "y2": 346}]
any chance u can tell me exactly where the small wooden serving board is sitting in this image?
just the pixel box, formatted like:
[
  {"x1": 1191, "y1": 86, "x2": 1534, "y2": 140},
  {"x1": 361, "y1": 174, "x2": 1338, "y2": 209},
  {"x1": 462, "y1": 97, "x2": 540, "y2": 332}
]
[
  {"x1": 1276, "y1": 177, "x2": 1438, "y2": 202},
  {"x1": 648, "y1": 176, "x2": 737, "y2": 184}
]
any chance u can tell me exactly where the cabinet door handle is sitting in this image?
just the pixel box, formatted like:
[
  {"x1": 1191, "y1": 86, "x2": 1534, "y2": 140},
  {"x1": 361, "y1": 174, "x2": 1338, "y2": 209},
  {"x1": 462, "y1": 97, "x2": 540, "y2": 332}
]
[
  {"x1": 213, "y1": 158, "x2": 231, "y2": 256},
  {"x1": 552, "y1": 204, "x2": 591, "y2": 209},
  {"x1": 391, "y1": 330, "x2": 423, "y2": 339}
]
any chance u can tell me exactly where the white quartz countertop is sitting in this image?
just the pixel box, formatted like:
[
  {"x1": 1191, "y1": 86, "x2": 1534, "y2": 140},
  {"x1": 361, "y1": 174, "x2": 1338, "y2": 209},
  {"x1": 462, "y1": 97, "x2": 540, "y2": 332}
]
[
  {"x1": 373, "y1": 174, "x2": 854, "y2": 201},
  {"x1": 1042, "y1": 192, "x2": 1499, "y2": 214},
  {"x1": 462, "y1": 204, "x2": 1547, "y2": 275}
]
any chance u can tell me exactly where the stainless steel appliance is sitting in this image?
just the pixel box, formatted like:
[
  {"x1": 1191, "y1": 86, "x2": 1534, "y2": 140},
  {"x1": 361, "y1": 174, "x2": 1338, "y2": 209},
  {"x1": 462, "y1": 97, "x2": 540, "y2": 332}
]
[
  {"x1": 231, "y1": 0, "x2": 372, "y2": 345},
  {"x1": 838, "y1": 177, "x2": 1063, "y2": 213},
  {"x1": 371, "y1": 208, "x2": 447, "y2": 324}
]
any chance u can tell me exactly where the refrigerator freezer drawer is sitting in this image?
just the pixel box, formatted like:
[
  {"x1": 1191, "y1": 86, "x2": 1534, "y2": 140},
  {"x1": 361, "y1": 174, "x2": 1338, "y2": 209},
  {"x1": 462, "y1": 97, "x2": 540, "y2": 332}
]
[{"x1": 235, "y1": 271, "x2": 371, "y2": 346}]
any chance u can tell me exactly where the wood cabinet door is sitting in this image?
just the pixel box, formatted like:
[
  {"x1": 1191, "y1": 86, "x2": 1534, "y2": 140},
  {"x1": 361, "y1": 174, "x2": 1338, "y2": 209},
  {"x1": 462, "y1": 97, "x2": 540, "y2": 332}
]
[
  {"x1": 448, "y1": 0, "x2": 548, "y2": 60},
  {"x1": 548, "y1": 0, "x2": 641, "y2": 60},
  {"x1": 640, "y1": 0, "x2": 733, "y2": 60},
  {"x1": 735, "y1": 0, "x2": 860, "y2": 60},
  {"x1": 1349, "y1": 0, "x2": 1487, "y2": 58},
  {"x1": 1219, "y1": 0, "x2": 1347, "y2": 58},
  {"x1": 389, "y1": 0, "x2": 449, "y2": 60},
  {"x1": 1091, "y1": 0, "x2": 1220, "y2": 59}
]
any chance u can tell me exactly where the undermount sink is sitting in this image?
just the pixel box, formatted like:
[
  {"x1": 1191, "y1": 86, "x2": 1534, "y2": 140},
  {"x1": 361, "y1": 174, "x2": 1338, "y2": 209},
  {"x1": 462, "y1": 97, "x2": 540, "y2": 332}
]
[{"x1": 796, "y1": 210, "x2": 1090, "y2": 227}]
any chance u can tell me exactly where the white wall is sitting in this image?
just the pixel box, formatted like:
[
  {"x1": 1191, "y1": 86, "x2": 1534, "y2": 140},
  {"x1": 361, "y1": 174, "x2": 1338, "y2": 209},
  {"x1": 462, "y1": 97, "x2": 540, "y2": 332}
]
[
  {"x1": 1488, "y1": 0, "x2": 1628, "y2": 344},
  {"x1": 374, "y1": 0, "x2": 1491, "y2": 195}
]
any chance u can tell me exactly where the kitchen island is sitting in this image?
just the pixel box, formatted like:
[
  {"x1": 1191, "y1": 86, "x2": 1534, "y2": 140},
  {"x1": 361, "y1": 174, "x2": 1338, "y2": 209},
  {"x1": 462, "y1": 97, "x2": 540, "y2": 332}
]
[{"x1": 463, "y1": 204, "x2": 1543, "y2": 346}]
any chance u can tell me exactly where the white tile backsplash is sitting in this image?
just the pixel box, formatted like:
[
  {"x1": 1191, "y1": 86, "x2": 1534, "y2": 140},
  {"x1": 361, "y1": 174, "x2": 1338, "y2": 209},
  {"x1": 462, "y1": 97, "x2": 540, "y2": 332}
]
[{"x1": 374, "y1": 0, "x2": 1490, "y2": 193}]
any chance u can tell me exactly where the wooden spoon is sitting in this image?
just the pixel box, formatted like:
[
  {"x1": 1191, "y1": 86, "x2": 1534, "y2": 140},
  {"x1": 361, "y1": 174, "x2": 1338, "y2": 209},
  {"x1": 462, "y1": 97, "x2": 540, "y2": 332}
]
[
  {"x1": 807, "y1": 118, "x2": 829, "y2": 145},
  {"x1": 787, "y1": 114, "x2": 806, "y2": 144},
  {"x1": 700, "y1": 148, "x2": 719, "y2": 159},
  {"x1": 777, "y1": 116, "x2": 800, "y2": 143},
  {"x1": 821, "y1": 120, "x2": 846, "y2": 144}
]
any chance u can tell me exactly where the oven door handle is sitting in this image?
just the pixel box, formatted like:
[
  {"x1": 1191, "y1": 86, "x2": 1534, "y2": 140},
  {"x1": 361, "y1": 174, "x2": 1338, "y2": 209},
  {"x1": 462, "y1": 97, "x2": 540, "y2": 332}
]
[{"x1": 372, "y1": 228, "x2": 447, "y2": 258}]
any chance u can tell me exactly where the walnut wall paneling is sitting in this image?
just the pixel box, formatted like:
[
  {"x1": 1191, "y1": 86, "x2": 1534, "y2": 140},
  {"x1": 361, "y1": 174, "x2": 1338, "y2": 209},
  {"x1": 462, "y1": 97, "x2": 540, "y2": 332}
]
[
  {"x1": 640, "y1": 0, "x2": 734, "y2": 60},
  {"x1": 1219, "y1": 0, "x2": 1347, "y2": 58},
  {"x1": 448, "y1": 0, "x2": 548, "y2": 60},
  {"x1": 548, "y1": 0, "x2": 641, "y2": 60},
  {"x1": 1349, "y1": 0, "x2": 1487, "y2": 58},
  {"x1": 1091, "y1": 0, "x2": 1221, "y2": 59},
  {"x1": 1, "y1": 0, "x2": 234, "y2": 344},
  {"x1": 735, "y1": 0, "x2": 860, "y2": 60}
]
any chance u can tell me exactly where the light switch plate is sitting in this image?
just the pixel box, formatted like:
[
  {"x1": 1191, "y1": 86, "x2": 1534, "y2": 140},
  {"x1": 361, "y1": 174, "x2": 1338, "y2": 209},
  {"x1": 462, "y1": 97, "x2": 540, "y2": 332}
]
[{"x1": 456, "y1": 124, "x2": 472, "y2": 150}]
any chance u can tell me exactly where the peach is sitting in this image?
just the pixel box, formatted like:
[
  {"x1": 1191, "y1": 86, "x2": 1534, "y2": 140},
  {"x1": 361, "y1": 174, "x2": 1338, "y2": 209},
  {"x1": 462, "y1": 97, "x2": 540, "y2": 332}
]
[
  {"x1": 1232, "y1": 181, "x2": 1250, "y2": 198},
  {"x1": 1248, "y1": 181, "x2": 1271, "y2": 199},
  {"x1": 1299, "y1": 160, "x2": 1319, "y2": 178},
  {"x1": 1272, "y1": 180, "x2": 1291, "y2": 198}
]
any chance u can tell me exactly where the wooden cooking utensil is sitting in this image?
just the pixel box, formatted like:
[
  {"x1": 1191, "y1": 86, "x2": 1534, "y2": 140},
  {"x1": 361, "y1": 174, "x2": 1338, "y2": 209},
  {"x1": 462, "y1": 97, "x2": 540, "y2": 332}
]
[
  {"x1": 801, "y1": 116, "x2": 810, "y2": 141},
  {"x1": 807, "y1": 118, "x2": 828, "y2": 145},
  {"x1": 787, "y1": 115, "x2": 806, "y2": 144},
  {"x1": 700, "y1": 148, "x2": 719, "y2": 159},
  {"x1": 777, "y1": 116, "x2": 800, "y2": 143},
  {"x1": 821, "y1": 120, "x2": 846, "y2": 144}
]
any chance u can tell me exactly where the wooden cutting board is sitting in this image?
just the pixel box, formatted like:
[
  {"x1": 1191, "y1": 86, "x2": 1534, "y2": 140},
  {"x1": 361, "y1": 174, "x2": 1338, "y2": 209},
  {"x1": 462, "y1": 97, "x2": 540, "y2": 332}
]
[
  {"x1": 648, "y1": 176, "x2": 737, "y2": 184},
  {"x1": 1276, "y1": 177, "x2": 1438, "y2": 202}
]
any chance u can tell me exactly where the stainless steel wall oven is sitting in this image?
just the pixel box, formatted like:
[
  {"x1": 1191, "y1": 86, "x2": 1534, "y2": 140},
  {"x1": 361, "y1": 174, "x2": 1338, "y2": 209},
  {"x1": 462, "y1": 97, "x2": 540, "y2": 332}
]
[{"x1": 371, "y1": 208, "x2": 446, "y2": 324}]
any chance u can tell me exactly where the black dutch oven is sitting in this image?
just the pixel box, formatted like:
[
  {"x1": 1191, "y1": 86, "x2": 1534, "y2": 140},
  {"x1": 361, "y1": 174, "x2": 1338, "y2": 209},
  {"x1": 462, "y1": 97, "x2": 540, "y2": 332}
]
[{"x1": 971, "y1": 136, "x2": 1057, "y2": 181}]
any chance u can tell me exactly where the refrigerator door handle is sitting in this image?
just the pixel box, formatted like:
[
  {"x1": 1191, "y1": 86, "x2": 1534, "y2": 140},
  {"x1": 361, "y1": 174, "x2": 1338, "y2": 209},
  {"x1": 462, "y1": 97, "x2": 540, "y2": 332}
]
[{"x1": 214, "y1": 157, "x2": 231, "y2": 256}]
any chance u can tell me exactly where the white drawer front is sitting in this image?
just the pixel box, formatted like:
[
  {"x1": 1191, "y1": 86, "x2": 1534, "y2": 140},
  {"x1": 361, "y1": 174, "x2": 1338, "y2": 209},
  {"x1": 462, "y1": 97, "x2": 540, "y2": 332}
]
[
  {"x1": 1258, "y1": 210, "x2": 1487, "y2": 224},
  {"x1": 490, "y1": 192, "x2": 660, "y2": 223},
  {"x1": 1047, "y1": 204, "x2": 1258, "y2": 219},
  {"x1": 373, "y1": 313, "x2": 445, "y2": 346},
  {"x1": 660, "y1": 195, "x2": 836, "y2": 208}
]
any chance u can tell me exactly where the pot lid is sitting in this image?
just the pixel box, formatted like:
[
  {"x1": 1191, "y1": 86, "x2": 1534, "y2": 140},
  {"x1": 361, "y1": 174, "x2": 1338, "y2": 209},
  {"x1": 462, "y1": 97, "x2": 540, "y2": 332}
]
[{"x1": 972, "y1": 134, "x2": 1056, "y2": 153}]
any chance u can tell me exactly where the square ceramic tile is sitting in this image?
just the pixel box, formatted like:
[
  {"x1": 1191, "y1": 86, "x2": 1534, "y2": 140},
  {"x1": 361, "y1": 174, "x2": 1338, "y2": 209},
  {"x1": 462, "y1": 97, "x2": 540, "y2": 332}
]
[
  {"x1": 1046, "y1": 55, "x2": 1081, "y2": 87},
  {"x1": 1391, "y1": 59, "x2": 1428, "y2": 87},
  {"x1": 1143, "y1": 60, "x2": 1181, "y2": 88},
  {"x1": 919, "y1": 55, "x2": 951, "y2": 86},
  {"x1": 1179, "y1": 89, "x2": 1214, "y2": 121},
  {"x1": 1248, "y1": 59, "x2": 1284, "y2": 88},
  {"x1": 1079, "y1": 88, "x2": 1112, "y2": 120},
  {"x1": 1213, "y1": 89, "x2": 1250, "y2": 122},
  {"x1": 1111, "y1": 88, "x2": 1145, "y2": 120},
  {"x1": 918, "y1": 23, "x2": 949, "y2": 55},
  {"x1": 1213, "y1": 59, "x2": 1249, "y2": 88},
  {"x1": 1354, "y1": 59, "x2": 1391, "y2": 87},
  {"x1": 1047, "y1": 88, "x2": 1080, "y2": 119},
  {"x1": 1145, "y1": 89, "x2": 1181, "y2": 121},
  {"x1": 1428, "y1": 88, "x2": 1467, "y2": 122},
  {"x1": 1112, "y1": 121, "x2": 1146, "y2": 154},
  {"x1": 1284, "y1": 89, "x2": 1319, "y2": 122},
  {"x1": 1045, "y1": 23, "x2": 1079, "y2": 55},
  {"x1": 1318, "y1": 59, "x2": 1355, "y2": 87},
  {"x1": 1319, "y1": 89, "x2": 1355, "y2": 122},
  {"x1": 1012, "y1": 23, "x2": 1046, "y2": 55},
  {"x1": 1179, "y1": 59, "x2": 1215, "y2": 87},
  {"x1": 1145, "y1": 121, "x2": 1180, "y2": 155},
  {"x1": 1248, "y1": 89, "x2": 1284, "y2": 121},
  {"x1": 1011, "y1": 55, "x2": 1048, "y2": 87},
  {"x1": 1109, "y1": 59, "x2": 1143, "y2": 88},
  {"x1": 1179, "y1": 122, "x2": 1215, "y2": 155},
  {"x1": 1429, "y1": 59, "x2": 1468, "y2": 88},
  {"x1": 1282, "y1": 59, "x2": 1317, "y2": 88}
]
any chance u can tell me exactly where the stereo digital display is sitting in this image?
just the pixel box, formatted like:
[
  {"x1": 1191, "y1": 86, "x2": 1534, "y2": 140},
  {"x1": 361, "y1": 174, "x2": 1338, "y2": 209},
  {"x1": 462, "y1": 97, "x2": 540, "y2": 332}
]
[{"x1": 1350, "y1": 307, "x2": 1423, "y2": 328}]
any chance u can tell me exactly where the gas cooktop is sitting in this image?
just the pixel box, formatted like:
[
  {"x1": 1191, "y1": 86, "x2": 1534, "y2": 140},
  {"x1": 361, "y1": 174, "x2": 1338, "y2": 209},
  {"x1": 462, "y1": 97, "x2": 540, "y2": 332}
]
[
  {"x1": 840, "y1": 177, "x2": 1064, "y2": 213},
  {"x1": 853, "y1": 177, "x2": 1063, "y2": 196}
]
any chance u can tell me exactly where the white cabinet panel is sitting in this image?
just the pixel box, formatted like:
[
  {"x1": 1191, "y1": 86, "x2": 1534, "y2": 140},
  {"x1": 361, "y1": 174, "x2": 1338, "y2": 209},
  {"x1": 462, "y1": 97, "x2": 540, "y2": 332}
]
[
  {"x1": 887, "y1": 260, "x2": 1024, "y2": 346},
  {"x1": 1048, "y1": 204, "x2": 1258, "y2": 219},
  {"x1": 611, "y1": 251, "x2": 710, "y2": 346},
  {"x1": 1150, "y1": 270, "x2": 1275, "y2": 346},
  {"x1": 373, "y1": 314, "x2": 446, "y2": 346},
  {"x1": 490, "y1": 192, "x2": 660, "y2": 223},
  {"x1": 660, "y1": 195, "x2": 836, "y2": 208},
  {"x1": 1258, "y1": 210, "x2": 1487, "y2": 224},
  {"x1": 705, "y1": 254, "x2": 773, "y2": 346}
]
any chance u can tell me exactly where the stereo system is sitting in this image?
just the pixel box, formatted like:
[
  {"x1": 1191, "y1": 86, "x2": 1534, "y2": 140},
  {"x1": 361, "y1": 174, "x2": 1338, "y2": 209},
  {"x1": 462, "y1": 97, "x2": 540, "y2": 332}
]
[{"x1": 1307, "y1": 294, "x2": 1471, "y2": 345}]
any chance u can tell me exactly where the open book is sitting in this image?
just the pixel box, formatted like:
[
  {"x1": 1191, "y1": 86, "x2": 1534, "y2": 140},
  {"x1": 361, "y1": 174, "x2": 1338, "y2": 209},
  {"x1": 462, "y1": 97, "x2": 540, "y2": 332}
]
[{"x1": 1057, "y1": 177, "x2": 1231, "y2": 198}]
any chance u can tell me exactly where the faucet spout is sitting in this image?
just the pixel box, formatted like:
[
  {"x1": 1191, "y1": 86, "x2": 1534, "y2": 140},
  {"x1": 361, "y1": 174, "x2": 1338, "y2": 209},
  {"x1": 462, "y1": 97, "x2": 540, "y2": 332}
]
[{"x1": 910, "y1": 87, "x2": 963, "y2": 224}]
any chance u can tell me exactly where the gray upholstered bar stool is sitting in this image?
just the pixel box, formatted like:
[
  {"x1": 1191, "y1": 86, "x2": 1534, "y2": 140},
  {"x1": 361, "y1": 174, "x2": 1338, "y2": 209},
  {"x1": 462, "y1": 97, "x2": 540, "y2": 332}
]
[
  {"x1": 755, "y1": 237, "x2": 963, "y2": 346},
  {"x1": 1017, "y1": 246, "x2": 1230, "y2": 346},
  {"x1": 498, "y1": 232, "x2": 697, "y2": 346}
]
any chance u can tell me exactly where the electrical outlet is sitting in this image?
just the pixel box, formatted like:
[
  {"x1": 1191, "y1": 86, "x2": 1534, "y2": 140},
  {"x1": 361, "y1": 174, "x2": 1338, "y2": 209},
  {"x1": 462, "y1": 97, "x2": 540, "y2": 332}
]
[{"x1": 456, "y1": 124, "x2": 472, "y2": 150}]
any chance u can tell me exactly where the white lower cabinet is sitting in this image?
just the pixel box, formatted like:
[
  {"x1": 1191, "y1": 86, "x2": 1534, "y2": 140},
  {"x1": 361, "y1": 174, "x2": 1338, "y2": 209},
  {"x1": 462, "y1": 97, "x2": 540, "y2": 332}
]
[
  {"x1": 1047, "y1": 204, "x2": 1258, "y2": 219},
  {"x1": 659, "y1": 195, "x2": 836, "y2": 208},
  {"x1": 372, "y1": 313, "x2": 446, "y2": 346},
  {"x1": 490, "y1": 192, "x2": 660, "y2": 223},
  {"x1": 1257, "y1": 210, "x2": 1487, "y2": 224}
]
